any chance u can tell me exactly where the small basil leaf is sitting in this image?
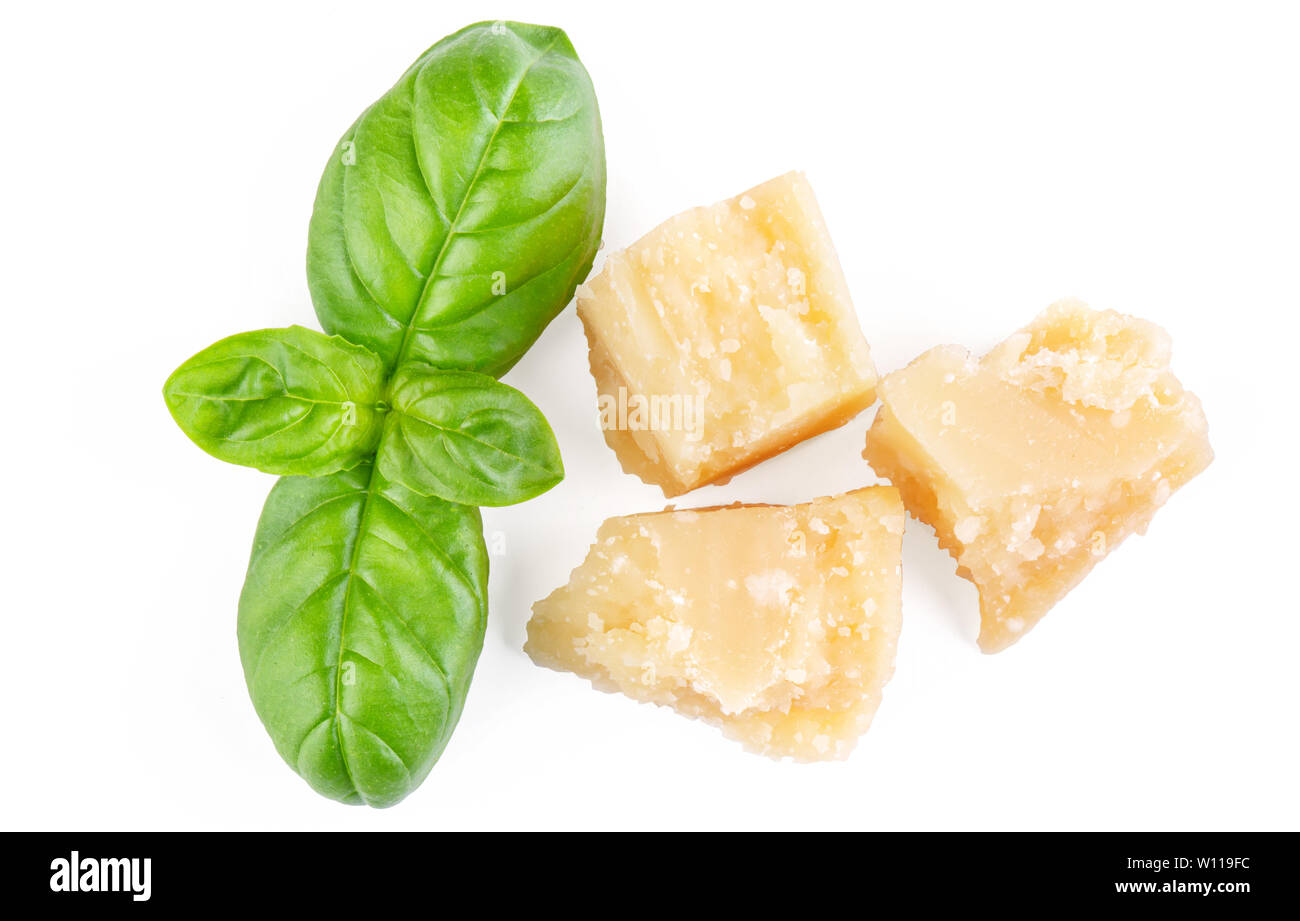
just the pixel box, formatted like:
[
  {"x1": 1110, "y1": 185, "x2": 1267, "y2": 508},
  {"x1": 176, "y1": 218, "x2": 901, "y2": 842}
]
[
  {"x1": 307, "y1": 20, "x2": 606, "y2": 377},
  {"x1": 163, "y1": 326, "x2": 386, "y2": 476},
  {"x1": 239, "y1": 464, "x2": 488, "y2": 808},
  {"x1": 379, "y1": 365, "x2": 564, "y2": 506}
]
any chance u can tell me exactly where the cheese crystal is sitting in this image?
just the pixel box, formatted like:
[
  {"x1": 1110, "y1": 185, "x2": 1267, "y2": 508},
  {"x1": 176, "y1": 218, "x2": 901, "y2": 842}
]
[
  {"x1": 526, "y1": 487, "x2": 904, "y2": 760},
  {"x1": 863, "y1": 300, "x2": 1213, "y2": 652},
  {"x1": 577, "y1": 171, "x2": 878, "y2": 496}
]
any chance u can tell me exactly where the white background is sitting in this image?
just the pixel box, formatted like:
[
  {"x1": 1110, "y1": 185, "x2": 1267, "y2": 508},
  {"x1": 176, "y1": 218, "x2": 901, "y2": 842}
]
[{"x1": 2, "y1": 0, "x2": 1297, "y2": 831}]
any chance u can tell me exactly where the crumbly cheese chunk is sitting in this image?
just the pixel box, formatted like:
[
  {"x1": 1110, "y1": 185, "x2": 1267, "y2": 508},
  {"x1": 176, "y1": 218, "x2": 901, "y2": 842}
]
[
  {"x1": 526, "y1": 488, "x2": 904, "y2": 760},
  {"x1": 578, "y1": 171, "x2": 878, "y2": 497},
  {"x1": 863, "y1": 299, "x2": 1213, "y2": 652}
]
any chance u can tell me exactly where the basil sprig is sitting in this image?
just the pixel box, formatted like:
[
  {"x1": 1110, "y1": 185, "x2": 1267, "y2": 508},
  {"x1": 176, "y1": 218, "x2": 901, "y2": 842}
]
[{"x1": 163, "y1": 20, "x2": 604, "y2": 807}]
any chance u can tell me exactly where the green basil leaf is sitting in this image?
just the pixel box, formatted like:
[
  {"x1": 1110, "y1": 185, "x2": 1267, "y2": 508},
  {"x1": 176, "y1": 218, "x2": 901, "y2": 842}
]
[
  {"x1": 306, "y1": 20, "x2": 606, "y2": 377},
  {"x1": 238, "y1": 463, "x2": 488, "y2": 808},
  {"x1": 379, "y1": 365, "x2": 563, "y2": 506},
  {"x1": 163, "y1": 326, "x2": 386, "y2": 476}
]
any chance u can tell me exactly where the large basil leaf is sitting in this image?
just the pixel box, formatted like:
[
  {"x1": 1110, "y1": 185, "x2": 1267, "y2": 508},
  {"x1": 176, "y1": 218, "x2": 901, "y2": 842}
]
[
  {"x1": 380, "y1": 365, "x2": 563, "y2": 506},
  {"x1": 163, "y1": 326, "x2": 386, "y2": 476},
  {"x1": 238, "y1": 464, "x2": 488, "y2": 807},
  {"x1": 306, "y1": 20, "x2": 606, "y2": 377}
]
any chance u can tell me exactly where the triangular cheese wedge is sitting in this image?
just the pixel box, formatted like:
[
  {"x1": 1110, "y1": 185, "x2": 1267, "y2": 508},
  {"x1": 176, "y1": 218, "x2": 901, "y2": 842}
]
[
  {"x1": 864, "y1": 300, "x2": 1212, "y2": 652},
  {"x1": 526, "y1": 487, "x2": 903, "y2": 760},
  {"x1": 578, "y1": 172, "x2": 878, "y2": 496}
]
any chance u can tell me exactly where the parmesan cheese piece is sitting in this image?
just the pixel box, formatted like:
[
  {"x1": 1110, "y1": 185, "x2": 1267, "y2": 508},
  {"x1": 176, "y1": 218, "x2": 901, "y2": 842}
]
[
  {"x1": 525, "y1": 487, "x2": 905, "y2": 761},
  {"x1": 578, "y1": 171, "x2": 878, "y2": 497},
  {"x1": 863, "y1": 299, "x2": 1213, "y2": 652}
]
